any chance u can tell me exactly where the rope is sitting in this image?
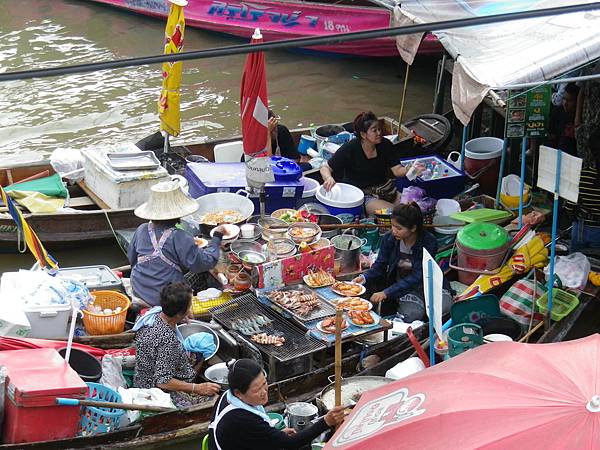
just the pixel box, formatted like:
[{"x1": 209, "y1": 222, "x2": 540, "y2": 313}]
[
  {"x1": 103, "y1": 209, "x2": 129, "y2": 257},
  {"x1": 0, "y1": 3, "x2": 597, "y2": 82}
]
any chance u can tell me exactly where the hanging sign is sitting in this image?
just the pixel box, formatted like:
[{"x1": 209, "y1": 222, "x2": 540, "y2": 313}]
[
  {"x1": 537, "y1": 145, "x2": 581, "y2": 203},
  {"x1": 505, "y1": 85, "x2": 552, "y2": 139}
]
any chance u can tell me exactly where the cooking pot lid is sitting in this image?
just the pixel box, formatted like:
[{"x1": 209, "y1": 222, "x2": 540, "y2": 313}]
[{"x1": 457, "y1": 222, "x2": 508, "y2": 250}]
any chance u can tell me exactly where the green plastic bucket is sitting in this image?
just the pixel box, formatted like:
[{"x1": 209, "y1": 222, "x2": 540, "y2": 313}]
[{"x1": 448, "y1": 323, "x2": 483, "y2": 357}]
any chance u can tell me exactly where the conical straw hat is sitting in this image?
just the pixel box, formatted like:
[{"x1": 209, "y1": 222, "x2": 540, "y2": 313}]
[{"x1": 134, "y1": 180, "x2": 198, "y2": 220}]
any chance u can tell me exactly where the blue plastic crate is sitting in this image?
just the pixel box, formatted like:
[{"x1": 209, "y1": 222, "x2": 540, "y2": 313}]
[
  {"x1": 396, "y1": 155, "x2": 465, "y2": 199},
  {"x1": 185, "y1": 162, "x2": 303, "y2": 214}
]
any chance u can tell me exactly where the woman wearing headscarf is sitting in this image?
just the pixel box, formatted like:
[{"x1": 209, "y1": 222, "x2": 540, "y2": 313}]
[{"x1": 208, "y1": 359, "x2": 346, "y2": 450}]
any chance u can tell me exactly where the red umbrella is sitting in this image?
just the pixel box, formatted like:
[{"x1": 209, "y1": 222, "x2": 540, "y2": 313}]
[
  {"x1": 326, "y1": 335, "x2": 600, "y2": 449},
  {"x1": 240, "y1": 28, "x2": 269, "y2": 158}
]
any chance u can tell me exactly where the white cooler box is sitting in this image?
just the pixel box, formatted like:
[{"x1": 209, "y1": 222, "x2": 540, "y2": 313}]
[
  {"x1": 24, "y1": 303, "x2": 72, "y2": 339},
  {"x1": 82, "y1": 143, "x2": 170, "y2": 209}
]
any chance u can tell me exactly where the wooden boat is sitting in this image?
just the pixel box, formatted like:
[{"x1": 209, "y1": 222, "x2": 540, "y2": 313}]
[
  {"x1": 0, "y1": 117, "x2": 411, "y2": 252},
  {"x1": 81, "y1": 0, "x2": 442, "y2": 58}
]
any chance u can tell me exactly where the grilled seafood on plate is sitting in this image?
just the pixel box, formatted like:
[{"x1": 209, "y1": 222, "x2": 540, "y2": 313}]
[
  {"x1": 348, "y1": 310, "x2": 375, "y2": 326},
  {"x1": 303, "y1": 269, "x2": 335, "y2": 287},
  {"x1": 334, "y1": 297, "x2": 372, "y2": 311},
  {"x1": 319, "y1": 316, "x2": 348, "y2": 334},
  {"x1": 331, "y1": 281, "x2": 365, "y2": 297}
]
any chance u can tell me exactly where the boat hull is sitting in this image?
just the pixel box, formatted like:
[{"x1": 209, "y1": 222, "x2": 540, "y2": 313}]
[{"x1": 81, "y1": 0, "x2": 441, "y2": 57}]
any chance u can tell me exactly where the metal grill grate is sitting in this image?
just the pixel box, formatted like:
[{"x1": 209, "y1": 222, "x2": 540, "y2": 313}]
[
  {"x1": 210, "y1": 293, "x2": 325, "y2": 362},
  {"x1": 259, "y1": 285, "x2": 337, "y2": 323}
]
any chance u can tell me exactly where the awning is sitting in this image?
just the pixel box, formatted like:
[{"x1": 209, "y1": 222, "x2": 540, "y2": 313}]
[{"x1": 394, "y1": 1, "x2": 600, "y2": 124}]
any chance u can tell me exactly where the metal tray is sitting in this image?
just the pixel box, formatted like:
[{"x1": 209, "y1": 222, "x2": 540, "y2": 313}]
[
  {"x1": 260, "y1": 284, "x2": 337, "y2": 323},
  {"x1": 106, "y1": 151, "x2": 161, "y2": 171}
]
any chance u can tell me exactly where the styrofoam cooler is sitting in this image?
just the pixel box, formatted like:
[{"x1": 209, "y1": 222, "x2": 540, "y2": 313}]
[
  {"x1": 23, "y1": 303, "x2": 72, "y2": 339},
  {"x1": 0, "y1": 348, "x2": 87, "y2": 444},
  {"x1": 82, "y1": 144, "x2": 170, "y2": 209},
  {"x1": 396, "y1": 154, "x2": 465, "y2": 199},
  {"x1": 185, "y1": 162, "x2": 303, "y2": 214}
]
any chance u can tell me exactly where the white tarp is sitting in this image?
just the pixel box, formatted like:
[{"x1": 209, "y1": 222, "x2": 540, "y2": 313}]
[{"x1": 394, "y1": 1, "x2": 600, "y2": 124}]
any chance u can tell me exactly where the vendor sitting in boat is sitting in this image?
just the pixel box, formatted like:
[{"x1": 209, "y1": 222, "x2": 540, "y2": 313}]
[
  {"x1": 128, "y1": 180, "x2": 226, "y2": 308},
  {"x1": 134, "y1": 282, "x2": 221, "y2": 407},
  {"x1": 320, "y1": 111, "x2": 422, "y2": 215},
  {"x1": 208, "y1": 358, "x2": 345, "y2": 450},
  {"x1": 353, "y1": 203, "x2": 451, "y2": 321}
]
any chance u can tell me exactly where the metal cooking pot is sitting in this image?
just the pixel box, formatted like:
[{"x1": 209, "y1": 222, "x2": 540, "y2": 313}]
[
  {"x1": 192, "y1": 191, "x2": 255, "y2": 234},
  {"x1": 331, "y1": 234, "x2": 366, "y2": 274},
  {"x1": 177, "y1": 321, "x2": 220, "y2": 361},
  {"x1": 286, "y1": 402, "x2": 318, "y2": 431},
  {"x1": 315, "y1": 214, "x2": 342, "y2": 239},
  {"x1": 317, "y1": 376, "x2": 393, "y2": 412}
]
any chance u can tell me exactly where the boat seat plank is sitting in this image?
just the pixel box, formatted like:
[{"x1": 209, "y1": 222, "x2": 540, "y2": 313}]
[{"x1": 68, "y1": 196, "x2": 96, "y2": 208}]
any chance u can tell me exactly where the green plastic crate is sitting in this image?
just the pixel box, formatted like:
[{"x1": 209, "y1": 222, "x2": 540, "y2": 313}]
[{"x1": 536, "y1": 289, "x2": 579, "y2": 322}]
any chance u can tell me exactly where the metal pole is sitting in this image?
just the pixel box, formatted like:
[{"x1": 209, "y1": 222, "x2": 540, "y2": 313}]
[
  {"x1": 547, "y1": 150, "x2": 562, "y2": 321},
  {"x1": 495, "y1": 138, "x2": 508, "y2": 208},
  {"x1": 397, "y1": 63, "x2": 411, "y2": 136},
  {"x1": 427, "y1": 259, "x2": 435, "y2": 366},
  {"x1": 460, "y1": 124, "x2": 469, "y2": 172},
  {"x1": 518, "y1": 136, "x2": 528, "y2": 228}
]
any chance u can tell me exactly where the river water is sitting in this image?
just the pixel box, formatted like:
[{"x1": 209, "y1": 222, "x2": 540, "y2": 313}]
[{"x1": 0, "y1": 1, "x2": 436, "y2": 446}]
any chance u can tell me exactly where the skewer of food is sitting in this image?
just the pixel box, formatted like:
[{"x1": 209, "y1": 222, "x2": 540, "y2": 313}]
[
  {"x1": 334, "y1": 297, "x2": 372, "y2": 311},
  {"x1": 331, "y1": 281, "x2": 366, "y2": 297},
  {"x1": 250, "y1": 333, "x2": 285, "y2": 346},
  {"x1": 268, "y1": 290, "x2": 321, "y2": 316},
  {"x1": 304, "y1": 269, "x2": 335, "y2": 287}
]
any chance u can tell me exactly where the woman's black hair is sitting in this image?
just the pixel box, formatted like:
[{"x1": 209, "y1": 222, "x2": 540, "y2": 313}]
[
  {"x1": 227, "y1": 358, "x2": 263, "y2": 394},
  {"x1": 353, "y1": 111, "x2": 379, "y2": 141},
  {"x1": 159, "y1": 282, "x2": 192, "y2": 317},
  {"x1": 391, "y1": 202, "x2": 423, "y2": 235}
]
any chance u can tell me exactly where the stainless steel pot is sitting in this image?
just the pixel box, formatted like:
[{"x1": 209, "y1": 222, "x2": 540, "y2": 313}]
[
  {"x1": 331, "y1": 234, "x2": 366, "y2": 274},
  {"x1": 204, "y1": 362, "x2": 229, "y2": 389},
  {"x1": 317, "y1": 376, "x2": 393, "y2": 412},
  {"x1": 315, "y1": 214, "x2": 342, "y2": 239},
  {"x1": 192, "y1": 191, "x2": 255, "y2": 234},
  {"x1": 286, "y1": 402, "x2": 318, "y2": 431},
  {"x1": 177, "y1": 321, "x2": 220, "y2": 360}
]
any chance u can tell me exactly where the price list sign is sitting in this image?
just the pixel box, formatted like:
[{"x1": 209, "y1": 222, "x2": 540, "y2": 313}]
[{"x1": 505, "y1": 85, "x2": 551, "y2": 138}]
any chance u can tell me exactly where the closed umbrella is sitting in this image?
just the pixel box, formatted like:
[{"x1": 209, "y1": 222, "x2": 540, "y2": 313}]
[
  {"x1": 326, "y1": 334, "x2": 600, "y2": 449},
  {"x1": 240, "y1": 28, "x2": 269, "y2": 158},
  {"x1": 158, "y1": 0, "x2": 187, "y2": 139}
]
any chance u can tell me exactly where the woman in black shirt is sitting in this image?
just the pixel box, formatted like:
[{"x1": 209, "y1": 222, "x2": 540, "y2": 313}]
[
  {"x1": 319, "y1": 111, "x2": 419, "y2": 215},
  {"x1": 208, "y1": 359, "x2": 345, "y2": 450}
]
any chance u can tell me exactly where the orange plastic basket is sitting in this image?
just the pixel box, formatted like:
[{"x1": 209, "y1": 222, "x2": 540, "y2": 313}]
[{"x1": 83, "y1": 291, "x2": 131, "y2": 336}]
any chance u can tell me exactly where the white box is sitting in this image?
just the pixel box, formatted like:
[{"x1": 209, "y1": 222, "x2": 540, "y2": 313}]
[
  {"x1": 23, "y1": 304, "x2": 72, "y2": 339},
  {"x1": 82, "y1": 144, "x2": 170, "y2": 209}
]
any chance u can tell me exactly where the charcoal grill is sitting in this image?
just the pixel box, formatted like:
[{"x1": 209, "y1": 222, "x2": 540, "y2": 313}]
[
  {"x1": 259, "y1": 285, "x2": 337, "y2": 323},
  {"x1": 210, "y1": 293, "x2": 326, "y2": 381}
]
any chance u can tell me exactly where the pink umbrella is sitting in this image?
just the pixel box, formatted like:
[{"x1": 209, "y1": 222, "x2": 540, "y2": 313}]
[
  {"x1": 326, "y1": 335, "x2": 600, "y2": 449},
  {"x1": 240, "y1": 28, "x2": 269, "y2": 158}
]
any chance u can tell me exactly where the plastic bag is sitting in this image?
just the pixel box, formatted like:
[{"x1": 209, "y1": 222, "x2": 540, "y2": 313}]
[
  {"x1": 99, "y1": 355, "x2": 128, "y2": 391},
  {"x1": 400, "y1": 186, "x2": 425, "y2": 204},
  {"x1": 544, "y1": 252, "x2": 591, "y2": 289},
  {"x1": 118, "y1": 387, "x2": 176, "y2": 425},
  {"x1": 416, "y1": 197, "x2": 437, "y2": 214},
  {"x1": 50, "y1": 147, "x2": 84, "y2": 182}
]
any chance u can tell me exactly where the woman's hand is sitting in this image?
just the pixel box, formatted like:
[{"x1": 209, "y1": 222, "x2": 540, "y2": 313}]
[
  {"x1": 282, "y1": 428, "x2": 297, "y2": 436},
  {"x1": 268, "y1": 117, "x2": 278, "y2": 133},
  {"x1": 352, "y1": 275, "x2": 366, "y2": 285},
  {"x1": 324, "y1": 405, "x2": 347, "y2": 428},
  {"x1": 322, "y1": 176, "x2": 336, "y2": 192},
  {"x1": 370, "y1": 291, "x2": 387, "y2": 303},
  {"x1": 195, "y1": 382, "x2": 221, "y2": 396}
]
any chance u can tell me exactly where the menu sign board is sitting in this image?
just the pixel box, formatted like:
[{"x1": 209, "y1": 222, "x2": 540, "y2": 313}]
[{"x1": 505, "y1": 85, "x2": 551, "y2": 138}]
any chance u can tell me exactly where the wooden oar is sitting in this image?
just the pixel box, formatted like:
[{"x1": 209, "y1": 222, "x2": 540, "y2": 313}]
[{"x1": 56, "y1": 397, "x2": 175, "y2": 412}]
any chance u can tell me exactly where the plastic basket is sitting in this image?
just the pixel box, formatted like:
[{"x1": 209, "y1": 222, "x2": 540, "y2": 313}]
[
  {"x1": 192, "y1": 292, "x2": 232, "y2": 316},
  {"x1": 83, "y1": 290, "x2": 130, "y2": 335},
  {"x1": 79, "y1": 382, "x2": 124, "y2": 436},
  {"x1": 536, "y1": 288, "x2": 579, "y2": 322},
  {"x1": 448, "y1": 323, "x2": 483, "y2": 357}
]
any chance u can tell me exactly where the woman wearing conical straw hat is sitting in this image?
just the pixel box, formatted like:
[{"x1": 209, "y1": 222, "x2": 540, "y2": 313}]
[{"x1": 128, "y1": 180, "x2": 226, "y2": 308}]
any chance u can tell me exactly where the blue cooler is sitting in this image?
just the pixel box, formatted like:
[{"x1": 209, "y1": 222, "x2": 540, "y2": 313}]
[
  {"x1": 185, "y1": 162, "x2": 303, "y2": 214},
  {"x1": 315, "y1": 183, "x2": 364, "y2": 217},
  {"x1": 396, "y1": 155, "x2": 465, "y2": 199}
]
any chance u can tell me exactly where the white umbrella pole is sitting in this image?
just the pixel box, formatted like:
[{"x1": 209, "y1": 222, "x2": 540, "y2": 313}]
[
  {"x1": 64, "y1": 302, "x2": 79, "y2": 364},
  {"x1": 518, "y1": 137, "x2": 528, "y2": 229}
]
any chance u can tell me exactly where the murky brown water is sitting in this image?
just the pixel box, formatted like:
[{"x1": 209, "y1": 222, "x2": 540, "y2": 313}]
[{"x1": 0, "y1": 1, "x2": 437, "y2": 446}]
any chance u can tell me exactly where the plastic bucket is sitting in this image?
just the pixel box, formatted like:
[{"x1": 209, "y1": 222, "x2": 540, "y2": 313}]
[
  {"x1": 464, "y1": 137, "x2": 503, "y2": 196},
  {"x1": 58, "y1": 348, "x2": 102, "y2": 382},
  {"x1": 298, "y1": 135, "x2": 317, "y2": 155},
  {"x1": 316, "y1": 183, "x2": 364, "y2": 217},
  {"x1": 448, "y1": 323, "x2": 483, "y2": 357},
  {"x1": 456, "y1": 223, "x2": 509, "y2": 285}
]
